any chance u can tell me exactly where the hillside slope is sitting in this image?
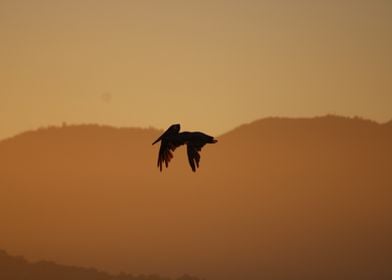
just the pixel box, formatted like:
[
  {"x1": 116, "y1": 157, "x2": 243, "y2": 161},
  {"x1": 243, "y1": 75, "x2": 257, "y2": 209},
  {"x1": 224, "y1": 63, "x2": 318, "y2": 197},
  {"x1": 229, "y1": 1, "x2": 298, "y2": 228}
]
[
  {"x1": 1, "y1": 116, "x2": 391, "y2": 280},
  {"x1": 0, "y1": 249, "x2": 199, "y2": 280}
]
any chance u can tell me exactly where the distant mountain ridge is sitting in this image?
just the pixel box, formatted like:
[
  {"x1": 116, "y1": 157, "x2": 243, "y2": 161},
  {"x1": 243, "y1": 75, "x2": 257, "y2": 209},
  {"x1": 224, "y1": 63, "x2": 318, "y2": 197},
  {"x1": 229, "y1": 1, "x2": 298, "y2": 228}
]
[
  {"x1": 0, "y1": 115, "x2": 390, "y2": 144},
  {"x1": 1, "y1": 115, "x2": 391, "y2": 280}
]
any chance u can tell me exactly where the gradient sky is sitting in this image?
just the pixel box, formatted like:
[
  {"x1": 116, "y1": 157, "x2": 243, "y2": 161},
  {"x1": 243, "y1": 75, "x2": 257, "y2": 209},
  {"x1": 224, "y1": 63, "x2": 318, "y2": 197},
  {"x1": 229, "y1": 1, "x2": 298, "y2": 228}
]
[{"x1": 1, "y1": 0, "x2": 391, "y2": 140}]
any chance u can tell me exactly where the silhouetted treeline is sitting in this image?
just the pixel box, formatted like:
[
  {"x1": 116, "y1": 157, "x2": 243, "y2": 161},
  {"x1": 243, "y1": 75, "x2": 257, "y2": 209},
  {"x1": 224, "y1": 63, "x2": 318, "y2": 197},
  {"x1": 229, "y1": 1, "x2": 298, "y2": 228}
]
[{"x1": 0, "y1": 250, "x2": 202, "y2": 280}]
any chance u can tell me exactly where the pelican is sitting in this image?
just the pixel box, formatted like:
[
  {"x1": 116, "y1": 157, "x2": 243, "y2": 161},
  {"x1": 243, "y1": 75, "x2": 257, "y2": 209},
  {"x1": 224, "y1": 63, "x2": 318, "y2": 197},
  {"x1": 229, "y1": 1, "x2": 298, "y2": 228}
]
[{"x1": 152, "y1": 124, "x2": 217, "y2": 172}]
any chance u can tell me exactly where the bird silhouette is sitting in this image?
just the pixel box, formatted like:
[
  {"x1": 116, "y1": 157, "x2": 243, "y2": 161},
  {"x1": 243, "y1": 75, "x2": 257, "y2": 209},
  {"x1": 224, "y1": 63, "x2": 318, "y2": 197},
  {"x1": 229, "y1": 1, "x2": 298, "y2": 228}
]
[{"x1": 152, "y1": 124, "x2": 218, "y2": 172}]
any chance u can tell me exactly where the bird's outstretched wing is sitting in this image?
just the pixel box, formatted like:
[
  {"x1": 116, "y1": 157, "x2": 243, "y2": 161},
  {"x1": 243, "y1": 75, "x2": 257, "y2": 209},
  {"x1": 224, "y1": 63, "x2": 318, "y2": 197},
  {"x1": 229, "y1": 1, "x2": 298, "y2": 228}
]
[
  {"x1": 157, "y1": 138, "x2": 183, "y2": 171},
  {"x1": 152, "y1": 124, "x2": 184, "y2": 171},
  {"x1": 186, "y1": 142, "x2": 201, "y2": 172},
  {"x1": 186, "y1": 132, "x2": 217, "y2": 172}
]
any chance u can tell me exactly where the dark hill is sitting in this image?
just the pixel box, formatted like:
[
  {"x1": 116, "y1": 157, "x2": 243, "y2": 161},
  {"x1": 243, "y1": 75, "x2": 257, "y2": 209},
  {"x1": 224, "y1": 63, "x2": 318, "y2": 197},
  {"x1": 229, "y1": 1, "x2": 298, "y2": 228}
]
[
  {"x1": 0, "y1": 249, "x2": 199, "y2": 280},
  {"x1": 0, "y1": 116, "x2": 391, "y2": 280}
]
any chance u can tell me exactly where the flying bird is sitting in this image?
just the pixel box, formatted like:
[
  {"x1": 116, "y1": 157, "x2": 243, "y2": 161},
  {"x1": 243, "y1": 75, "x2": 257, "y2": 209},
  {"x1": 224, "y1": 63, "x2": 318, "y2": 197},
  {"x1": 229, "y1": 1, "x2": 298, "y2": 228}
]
[{"x1": 152, "y1": 124, "x2": 217, "y2": 172}]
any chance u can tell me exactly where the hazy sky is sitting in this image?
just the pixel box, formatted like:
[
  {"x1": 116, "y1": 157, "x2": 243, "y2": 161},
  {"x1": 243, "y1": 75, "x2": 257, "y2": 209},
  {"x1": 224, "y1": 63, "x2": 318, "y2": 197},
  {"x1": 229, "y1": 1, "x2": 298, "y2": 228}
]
[{"x1": 1, "y1": 0, "x2": 391, "y2": 139}]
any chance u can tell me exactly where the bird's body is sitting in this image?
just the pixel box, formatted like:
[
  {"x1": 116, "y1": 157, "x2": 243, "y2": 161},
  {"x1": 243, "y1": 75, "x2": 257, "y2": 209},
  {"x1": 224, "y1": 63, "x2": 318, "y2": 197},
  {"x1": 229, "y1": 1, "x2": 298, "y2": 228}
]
[{"x1": 152, "y1": 124, "x2": 217, "y2": 172}]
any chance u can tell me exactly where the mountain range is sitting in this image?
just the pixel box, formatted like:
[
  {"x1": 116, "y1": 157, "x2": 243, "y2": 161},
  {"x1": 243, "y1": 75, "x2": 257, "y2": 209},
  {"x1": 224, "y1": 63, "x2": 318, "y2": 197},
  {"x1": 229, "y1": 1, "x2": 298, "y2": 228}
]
[{"x1": 0, "y1": 116, "x2": 391, "y2": 280}]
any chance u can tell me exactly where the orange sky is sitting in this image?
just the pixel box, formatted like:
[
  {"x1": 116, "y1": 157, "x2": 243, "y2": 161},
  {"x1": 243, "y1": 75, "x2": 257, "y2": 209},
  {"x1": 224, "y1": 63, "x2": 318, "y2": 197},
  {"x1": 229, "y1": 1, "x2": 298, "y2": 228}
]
[{"x1": 1, "y1": 0, "x2": 391, "y2": 140}]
